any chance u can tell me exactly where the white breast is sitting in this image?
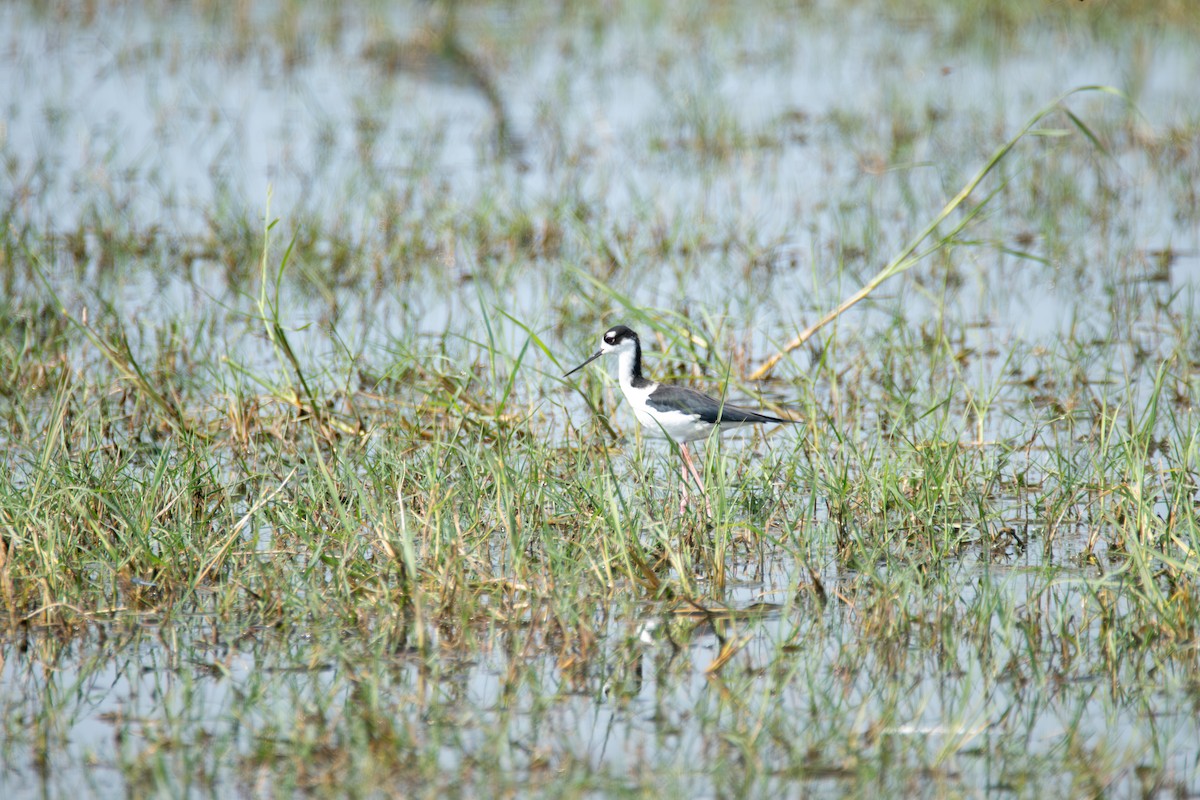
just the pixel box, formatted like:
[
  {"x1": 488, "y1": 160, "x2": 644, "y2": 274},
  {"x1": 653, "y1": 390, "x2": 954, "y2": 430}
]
[
  {"x1": 613, "y1": 347, "x2": 717, "y2": 443},
  {"x1": 615, "y1": 381, "x2": 710, "y2": 442}
]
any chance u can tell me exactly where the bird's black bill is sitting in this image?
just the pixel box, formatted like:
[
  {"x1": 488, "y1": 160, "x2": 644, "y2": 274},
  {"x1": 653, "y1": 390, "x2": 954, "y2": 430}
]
[{"x1": 563, "y1": 350, "x2": 603, "y2": 377}]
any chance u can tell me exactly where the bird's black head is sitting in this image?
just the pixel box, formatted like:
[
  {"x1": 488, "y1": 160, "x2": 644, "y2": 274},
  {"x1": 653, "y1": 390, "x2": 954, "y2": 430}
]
[
  {"x1": 602, "y1": 325, "x2": 639, "y2": 348},
  {"x1": 563, "y1": 324, "x2": 642, "y2": 378}
]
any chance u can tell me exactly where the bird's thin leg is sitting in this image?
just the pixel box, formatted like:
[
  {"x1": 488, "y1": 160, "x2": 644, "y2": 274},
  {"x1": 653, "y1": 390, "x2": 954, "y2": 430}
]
[{"x1": 679, "y1": 444, "x2": 712, "y2": 517}]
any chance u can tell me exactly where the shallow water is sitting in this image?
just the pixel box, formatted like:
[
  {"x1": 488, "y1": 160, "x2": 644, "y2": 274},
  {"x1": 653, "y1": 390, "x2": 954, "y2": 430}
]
[
  {"x1": 4, "y1": 0, "x2": 1200, "y2": 796},
  {"x1": 3, "y1": 553, "x2": 1192, "y2": 796}
]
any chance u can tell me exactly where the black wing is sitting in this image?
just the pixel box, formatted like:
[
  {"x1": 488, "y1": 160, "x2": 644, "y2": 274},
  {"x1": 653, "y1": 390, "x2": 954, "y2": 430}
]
[{"x1": 646, "y1": 385, "x2": 796, "y2": 425}]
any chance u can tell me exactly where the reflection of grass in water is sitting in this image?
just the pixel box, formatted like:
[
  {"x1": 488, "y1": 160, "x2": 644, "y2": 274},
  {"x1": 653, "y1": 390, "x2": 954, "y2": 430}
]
[{"x1": 2, "y1": 2, "x2": 1200, "y2": 797}]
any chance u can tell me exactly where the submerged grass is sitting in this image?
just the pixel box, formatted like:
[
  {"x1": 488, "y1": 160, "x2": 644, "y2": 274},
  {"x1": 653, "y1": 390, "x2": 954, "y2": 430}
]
[
  {"x1": 3, "y1": 0, "x2": 1200, "y2": 796},
  {"x1": 6, "y1": 149, "x2": 1200, "y2": 796}
]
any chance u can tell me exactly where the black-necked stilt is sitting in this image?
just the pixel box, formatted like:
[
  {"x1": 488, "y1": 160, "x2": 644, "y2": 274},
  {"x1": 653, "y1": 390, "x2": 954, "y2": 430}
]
[{"x1": 564, "y1": 324, "x2": 800, "y2": 514}]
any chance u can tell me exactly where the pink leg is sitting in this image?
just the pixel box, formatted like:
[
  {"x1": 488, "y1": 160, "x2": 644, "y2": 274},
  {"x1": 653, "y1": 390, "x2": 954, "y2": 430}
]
[{"x1": 679, "y1": 444, "x2": 712, "y2": 517}]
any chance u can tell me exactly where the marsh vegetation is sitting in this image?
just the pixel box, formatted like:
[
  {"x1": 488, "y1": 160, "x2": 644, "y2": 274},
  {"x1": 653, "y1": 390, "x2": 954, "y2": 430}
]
[{"x1": 2, "y1": 1, "x2": 1200, "y2": 796}]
